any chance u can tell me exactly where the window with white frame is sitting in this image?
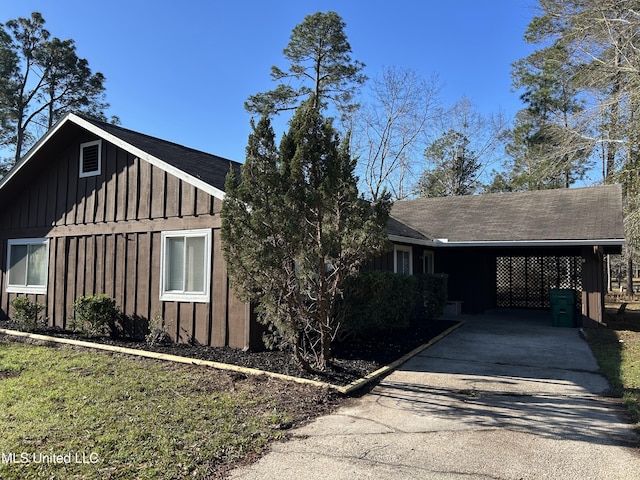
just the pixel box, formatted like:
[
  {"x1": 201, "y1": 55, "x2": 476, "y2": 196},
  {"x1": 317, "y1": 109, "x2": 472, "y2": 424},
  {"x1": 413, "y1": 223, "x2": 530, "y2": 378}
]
[
  {"x1": 394, "y1": 244, "x2": 412, "y2": 275},
  {"x1": 6, "y1": 238, "x2": 49, "y2": 294},
  {"x1": 423, "y1": 250, "x2": 434, "y2": 274},
  {"x1": 160, "y1": 229, "x2": 211, "y2": 302},
  {"x1": 79, "y1": 139, "x2": 102, "y2": 177}
]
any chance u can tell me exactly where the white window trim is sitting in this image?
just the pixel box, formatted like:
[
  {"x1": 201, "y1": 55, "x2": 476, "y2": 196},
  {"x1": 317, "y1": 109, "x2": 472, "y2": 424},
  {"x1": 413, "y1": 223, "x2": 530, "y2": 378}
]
[
  {"x1": 6, "y1": 238, "x2": 50, "y2": 295},
  {"x1": 394, "y1": 244, "x2": 413, "y2": 275},
  {"x1": 160, "y1": 229, "x2": 211, "y2": 303},
  {"x1": 79, "y1": 139, "x2": 102, "y2": 178},
  {"x1": 423, "y1": 250, "x2": 434, "y2": 274}
]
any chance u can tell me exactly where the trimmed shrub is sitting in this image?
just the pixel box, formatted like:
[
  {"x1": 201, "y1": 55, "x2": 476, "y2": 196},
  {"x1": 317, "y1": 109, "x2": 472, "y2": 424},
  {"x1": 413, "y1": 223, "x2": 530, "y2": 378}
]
[
  {"x1": 415, "y1": 273, "x2": 448, "y2": 321},
  {"x1": 338, "y1": 271, "x2": 415, "y2": 338},
  {"x1": 71, "y1": 294, "x2": 120, "y2": 337},
  {"x1": 10, "y1": 296, "x2": 47, "y2": 332},
  {"x1": 338, "y1": 271, "x2": 448, "y2": 339}
]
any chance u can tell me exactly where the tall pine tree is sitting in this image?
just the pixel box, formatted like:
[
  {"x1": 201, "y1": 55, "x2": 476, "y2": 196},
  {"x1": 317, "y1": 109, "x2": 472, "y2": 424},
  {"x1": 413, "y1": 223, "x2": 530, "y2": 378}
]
[
  {"x1": 0, "y1": 12, "x2": 110, "y2": 165},
  {"x1": 244, "y1": 11, "x2": 366, "y2": 118},
  {"x1": 515, "y1": 0, "x2": 640, "y2": 291},
  {"x1": 501, "y1": 43, "x2": 590, "y2": 191}
]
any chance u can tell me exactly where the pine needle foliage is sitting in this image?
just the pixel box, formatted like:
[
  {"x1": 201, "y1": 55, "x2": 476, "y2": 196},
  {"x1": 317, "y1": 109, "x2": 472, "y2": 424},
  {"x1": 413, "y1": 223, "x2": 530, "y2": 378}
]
[{"x1": 244, "y1": 11, "x2": 366, "y2": 117}]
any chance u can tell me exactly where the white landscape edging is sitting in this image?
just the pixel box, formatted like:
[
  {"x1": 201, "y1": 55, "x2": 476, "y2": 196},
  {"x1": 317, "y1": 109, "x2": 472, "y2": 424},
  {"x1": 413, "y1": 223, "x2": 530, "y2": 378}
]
[{"x1": 0, "y1": 323, "x2": 463, "y2": 394}]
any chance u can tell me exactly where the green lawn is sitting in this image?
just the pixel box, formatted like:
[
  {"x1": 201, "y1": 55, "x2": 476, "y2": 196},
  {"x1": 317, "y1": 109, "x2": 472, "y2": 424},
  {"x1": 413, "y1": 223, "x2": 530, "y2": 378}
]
[
  {"x1": 0, "y1": 339, "x2": 333, "y2": 479},
  {"x1": 585, "y1": 305, "x2": 640, "y2": 427}
]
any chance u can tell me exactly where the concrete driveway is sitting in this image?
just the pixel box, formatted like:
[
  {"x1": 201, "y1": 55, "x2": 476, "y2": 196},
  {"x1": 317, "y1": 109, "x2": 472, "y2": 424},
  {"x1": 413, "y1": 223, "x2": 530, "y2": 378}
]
[{"x1": 231, "y1": 310, "x2": 640, "y2": 479}]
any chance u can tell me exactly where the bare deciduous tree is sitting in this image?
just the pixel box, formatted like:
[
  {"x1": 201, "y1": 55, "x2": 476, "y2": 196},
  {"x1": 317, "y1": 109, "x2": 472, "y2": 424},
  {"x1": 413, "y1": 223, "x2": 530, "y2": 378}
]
[{"x1": 351, "y1": 67, "x2": 441, "y2": 200}]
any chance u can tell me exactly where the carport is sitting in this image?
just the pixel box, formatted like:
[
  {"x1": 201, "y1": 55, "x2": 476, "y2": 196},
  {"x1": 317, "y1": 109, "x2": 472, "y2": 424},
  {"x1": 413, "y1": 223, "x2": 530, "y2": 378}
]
[{"x1": 389, "y1": 185, "x2": 625, "y2": 326}]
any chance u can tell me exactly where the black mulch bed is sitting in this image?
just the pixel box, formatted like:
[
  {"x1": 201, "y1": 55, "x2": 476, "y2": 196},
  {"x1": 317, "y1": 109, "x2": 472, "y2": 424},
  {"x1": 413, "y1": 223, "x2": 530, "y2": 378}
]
[{"x1": 0, "y1": 319, "x2": 458, "y2": 387}]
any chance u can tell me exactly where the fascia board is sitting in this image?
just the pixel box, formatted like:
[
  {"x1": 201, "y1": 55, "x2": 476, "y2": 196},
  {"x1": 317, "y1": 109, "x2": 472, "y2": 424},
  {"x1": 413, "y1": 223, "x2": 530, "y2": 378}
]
[
  {"x1": 69, "y1": 114, "x2": 226, "y2": 200},
  {"x1": 387, "y1": 234, "x2": 625, "y2": 248},
  {"x1": 387, "y1": 234, "x2": 435, "y2": 246},
  {"x1": 430, "y1": 238, "x2": 625, "y2": 247}
]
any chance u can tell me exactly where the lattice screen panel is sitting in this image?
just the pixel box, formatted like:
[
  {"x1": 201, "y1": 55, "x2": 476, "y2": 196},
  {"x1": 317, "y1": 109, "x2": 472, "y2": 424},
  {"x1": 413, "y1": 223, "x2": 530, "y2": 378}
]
[{"x1": 496, "y1": 256, "x2": 582, "y2": 309}]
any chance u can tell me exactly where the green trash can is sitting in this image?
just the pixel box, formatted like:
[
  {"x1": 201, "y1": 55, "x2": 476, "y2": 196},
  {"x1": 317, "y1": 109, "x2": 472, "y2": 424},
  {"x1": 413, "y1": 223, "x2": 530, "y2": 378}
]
[{"x1": 549, "y1": 288, "x2": 576, "y2": 327}]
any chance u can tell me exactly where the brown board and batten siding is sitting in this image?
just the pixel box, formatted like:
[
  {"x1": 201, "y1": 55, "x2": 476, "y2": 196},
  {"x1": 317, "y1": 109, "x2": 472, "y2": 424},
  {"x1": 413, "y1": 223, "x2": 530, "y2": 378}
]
[{"x1": 0, "y1": 120, "x2": 253, "y2": 349}]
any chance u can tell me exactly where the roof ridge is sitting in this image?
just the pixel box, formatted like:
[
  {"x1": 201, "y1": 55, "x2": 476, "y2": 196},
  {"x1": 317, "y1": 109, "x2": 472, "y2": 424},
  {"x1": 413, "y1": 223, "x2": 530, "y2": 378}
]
[{"x1": 395, "y1": 184, "x2": 621, "y2": 205}]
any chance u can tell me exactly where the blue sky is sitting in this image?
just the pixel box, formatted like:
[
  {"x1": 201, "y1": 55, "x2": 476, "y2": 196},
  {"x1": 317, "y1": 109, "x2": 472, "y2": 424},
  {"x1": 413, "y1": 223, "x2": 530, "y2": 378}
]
[{"x1": 3, "y1": 0, "x2": 538, "y2": 165}]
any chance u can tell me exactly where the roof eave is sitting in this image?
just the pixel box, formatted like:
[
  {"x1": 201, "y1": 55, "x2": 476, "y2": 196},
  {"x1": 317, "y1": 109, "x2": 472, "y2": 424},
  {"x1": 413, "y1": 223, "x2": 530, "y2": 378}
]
[
  {"x1": 431, "y1": 238, "x2": 625, "y2": 248},
  {"x1": 388, "y1": 234, "x2": 625, "y2": 249},
  {"x1": 387, "y1": 234, "x2": 435, "y2": 246},
  {"x1": 0, "y1": 112, "x2": 226, "y2": 200},
  {"x1": 69, "y1": 114, "x2": 226, "y2": 200}
]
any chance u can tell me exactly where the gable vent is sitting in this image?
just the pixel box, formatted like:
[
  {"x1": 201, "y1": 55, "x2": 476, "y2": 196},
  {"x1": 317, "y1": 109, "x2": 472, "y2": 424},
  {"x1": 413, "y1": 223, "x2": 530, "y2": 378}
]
[{"x1": 80, "y1": 140, "x2": 102, "y2": 177}]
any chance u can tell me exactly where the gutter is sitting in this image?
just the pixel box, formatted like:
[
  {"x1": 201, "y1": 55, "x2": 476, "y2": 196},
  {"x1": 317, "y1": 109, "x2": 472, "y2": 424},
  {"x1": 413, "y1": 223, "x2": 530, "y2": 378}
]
[
  {"x1": 431, "y1": 238, "x2": 625, "y2": 247},
  {"x1": 389, "y1": 234, "x2": 625, "y2": 248}
]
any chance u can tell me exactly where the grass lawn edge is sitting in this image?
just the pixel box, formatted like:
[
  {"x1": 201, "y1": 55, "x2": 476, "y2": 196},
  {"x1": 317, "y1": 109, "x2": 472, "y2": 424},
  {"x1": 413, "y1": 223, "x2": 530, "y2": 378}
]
[{"x1": 0, "y1": 322, "x2": 464, "y2": 395}]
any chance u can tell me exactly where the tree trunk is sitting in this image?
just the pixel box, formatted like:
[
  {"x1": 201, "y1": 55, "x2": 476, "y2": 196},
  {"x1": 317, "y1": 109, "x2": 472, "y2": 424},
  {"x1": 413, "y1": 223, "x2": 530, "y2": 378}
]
[
  {"x1": 627, "y1": 255, "x2": 634, "y2": 297},
  {"x1": 319, "y1": 316, "x2": 331, "y2": 371},
  {"x1": 293, "y1": 332, "x2": 312, "y2": 372},
  {"x1": 14, "y1": 110, "x2": 26, "y2": 163},
  {"x1": 606, "y1": 54, "x2": 621, "y2": 180},
  {"x1": 14, "y1": 131, "x2": 23, "y2": 164},
  {"x1": 316, "y1": 272, "x2": 331, "y2": 371}
]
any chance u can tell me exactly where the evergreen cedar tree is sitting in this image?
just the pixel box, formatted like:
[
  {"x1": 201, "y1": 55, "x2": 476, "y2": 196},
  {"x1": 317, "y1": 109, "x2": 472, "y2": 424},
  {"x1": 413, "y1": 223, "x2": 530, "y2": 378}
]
[{"x1": 221, "y1": 102, "x2": 392, "y2": 372}]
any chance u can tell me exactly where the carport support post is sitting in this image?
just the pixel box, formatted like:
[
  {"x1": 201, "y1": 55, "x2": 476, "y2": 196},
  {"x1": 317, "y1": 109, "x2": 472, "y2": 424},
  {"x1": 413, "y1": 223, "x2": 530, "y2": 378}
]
[{"x1": 581, "y1": 246, "x2": 604, "y2": 327}]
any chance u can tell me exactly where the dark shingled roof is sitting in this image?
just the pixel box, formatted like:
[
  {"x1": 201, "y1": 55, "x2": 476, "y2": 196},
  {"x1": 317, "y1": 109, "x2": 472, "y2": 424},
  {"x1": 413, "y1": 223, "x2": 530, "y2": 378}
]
[
  {"x1": 390, "y1": 185, "x2": 624, "y2": 243},
  {"x1": 3, "y1": 114, "x2": 622, "y2": 249},
  {"x1": 386, "y1": 216, "x2": 429, "y2": 241},
  {"x1": 80, "y1": 115, "x2": 241, "y2": 192}
]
